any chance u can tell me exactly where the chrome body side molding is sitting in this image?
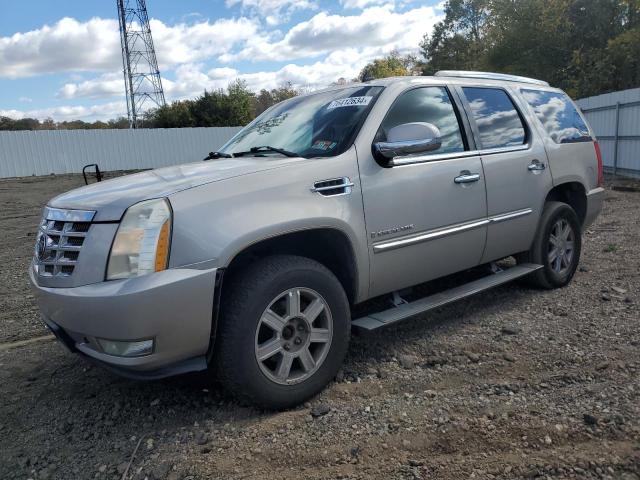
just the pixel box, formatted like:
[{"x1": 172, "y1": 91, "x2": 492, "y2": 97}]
[{"x1": 373, "y1": 208, "x2": 533, "y2": 253}]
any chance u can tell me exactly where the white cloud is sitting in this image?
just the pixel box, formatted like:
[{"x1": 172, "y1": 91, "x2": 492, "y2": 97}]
[
  {"x1": 226, "y1": 5, "x2": 440, "y2": 62},
  {"x1": 18, "y1": 97, "x2": 33, "y2": 103},
  {"x1": 0, "y1": 16, "x2": 258, "y2": 78},
  {"x1": 341, "y1": 0, "x2": 389, "y2": 8},
  {"x1": 0, "y1": 101, "x2": 126, "y2": 121},
  {"x1": 226, "y1": 0, "x2": 317, "y2": 24},
  {"x1": 0, "y1": 17, "x2": 120, "y2": 78},
  {"x1": 57, "y1": 72, "x2": 123, "y2": 99},
  {"x1": 59, "y1": 47, "x2": 377, "y2": 105}
]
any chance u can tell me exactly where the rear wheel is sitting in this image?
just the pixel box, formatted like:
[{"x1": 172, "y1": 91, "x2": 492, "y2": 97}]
[
  {"x1": 518, "y1": 201, "x2": 582, "y2": 289},
  {"x1": 214, "y1": 255, "x2": 350, "y2": 409}
]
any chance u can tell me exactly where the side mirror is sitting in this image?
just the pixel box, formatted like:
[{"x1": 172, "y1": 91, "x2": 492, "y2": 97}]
[{"x1": 373, "y1": 122, "x2": 442, "y2": 164}]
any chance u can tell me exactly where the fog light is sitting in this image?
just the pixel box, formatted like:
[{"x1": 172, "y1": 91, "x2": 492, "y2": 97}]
[{"x1": 97, "y1": 338, "x2": 154, "y2": 357}]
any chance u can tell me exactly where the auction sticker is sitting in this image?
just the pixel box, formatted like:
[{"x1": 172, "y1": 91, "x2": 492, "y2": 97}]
[
  {"x1": 327, "y1": 96, "x2": 372, "y2": 110},
  {"x1": 311, "y1": 140, "x2": 338, "y2": 151}
]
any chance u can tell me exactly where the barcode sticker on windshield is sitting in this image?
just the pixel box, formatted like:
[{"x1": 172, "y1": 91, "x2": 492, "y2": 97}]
[{"x1": 327, "y1": 96, "x2": 372, "y2": 110}]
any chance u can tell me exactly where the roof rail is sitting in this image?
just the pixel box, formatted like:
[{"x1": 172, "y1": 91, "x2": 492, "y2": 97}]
[{"x1": 434, "y1": 70, "x2": 549, "y2": 86}]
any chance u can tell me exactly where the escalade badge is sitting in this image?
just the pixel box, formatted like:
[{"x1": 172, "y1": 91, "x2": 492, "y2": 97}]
[{"x1": 371, "y1": 224, "x2": 414, "y2": 239}]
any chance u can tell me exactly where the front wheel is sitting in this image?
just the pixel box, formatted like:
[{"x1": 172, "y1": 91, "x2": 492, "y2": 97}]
[
  {"x1": 214, "y1": 255, "x2": 350, "y2": 409},
  {"x1": 518, "y1": 201, "x2": 582, "y2": 289}
]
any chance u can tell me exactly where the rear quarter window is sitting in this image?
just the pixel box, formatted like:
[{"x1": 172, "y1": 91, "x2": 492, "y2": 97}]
[{"x1": 521, "y1": 89, "x2": 591, "y2": 144}]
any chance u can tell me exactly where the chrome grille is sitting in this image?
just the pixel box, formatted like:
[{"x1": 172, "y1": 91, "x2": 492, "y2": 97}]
[{"x1": 34, "y1": 207, "x2": 95, "y2": 278}]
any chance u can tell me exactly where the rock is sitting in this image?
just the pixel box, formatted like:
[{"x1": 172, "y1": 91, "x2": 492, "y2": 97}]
[
  {"x1": 503, "y1": 353, "x2": 516, "y2": 363},
  {"x1": 408, "y1": 459, "x2": 424, "y2": 467},
  {"x1": 402, "y1": 439, "x2": 411, "y2": 448},
  {"x1": 579, "y1": 266, "x2": 589, "y2": 273},
  {"x1": 335, "y1": 369, "x2": 345, "y2": 383},
  {"x1": 398, "y1": 354, "x2": 416, "y2": 369},
  {"x1": 544, "y1": 435, "x2": 552, "y2": 445},
  {"x1": 149, "y1": 463, "x2": 170, "y2": 480},
  {"x1": 500, "y1": 325, "x2": 520, "y2": 335},
  {"x1": 194, "y1": 432, "x2": 208, "y2": 445},
  {"x1": 150, "y1": 398, "x2": 160, "y2": 407},
  {"x1": 596, "y1": 362, "x2": 609, "y2": 371},
  {"x1": 98, "y1": 465, "x2": 107, "y2": 473},
  {"x1": 423, "y1": 356, "x2": 447, "y2": 367},
  {"x1": 310, "y1": 404, "x2": 331, "y2": 418},
  {"x1": 612, "y1": 286, "x2": 627, "y2": 294},
  {"x1": 501, "y1": 325, "x2": 521, "y2": 335},
  {"x1": 117, "y1": 463, "x2": 128, "y2": 474},
  {"x1": 200, "y1": 447, "x2": 212, "y2": 454},
  {"x1": 465, "y1": 351, "x2": 480, "y2": 363},
  {"x1": 583, "y1": 413, "x2": 598, "y2": 425},
  {"x1": 424, "y1": 390, "x2": 437, "y2": 398},
  {"x1": 601, "y1": 293, "x2": 611, "y2": 301}
]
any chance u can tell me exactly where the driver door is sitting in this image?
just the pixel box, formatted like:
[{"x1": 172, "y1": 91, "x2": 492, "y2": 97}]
[{"x1": 357, "y1": 86, "x2": 488, "y2": 297}]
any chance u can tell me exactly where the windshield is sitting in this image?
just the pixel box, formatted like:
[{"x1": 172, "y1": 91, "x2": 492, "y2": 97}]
[{"x1": 219, "y1": 85, "x2": 384, "y2": 158}]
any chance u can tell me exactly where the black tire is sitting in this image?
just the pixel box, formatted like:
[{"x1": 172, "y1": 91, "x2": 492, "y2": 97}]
[
  {"x1": 518, "y1": 201, "x2": 582, "y2": 289},
  {"x1": 214, "y1": 255, "x2": 350, "y2": 409}
]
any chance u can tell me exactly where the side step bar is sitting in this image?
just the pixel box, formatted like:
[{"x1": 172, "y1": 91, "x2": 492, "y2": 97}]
[{"x1": 352, "y1": 263, "x2": 542, "y2": 331}]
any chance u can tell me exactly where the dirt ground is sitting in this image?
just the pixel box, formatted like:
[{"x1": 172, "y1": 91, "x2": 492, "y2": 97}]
[{"x1": 0, "y1": 173, "x2": 638, "y2": 480}]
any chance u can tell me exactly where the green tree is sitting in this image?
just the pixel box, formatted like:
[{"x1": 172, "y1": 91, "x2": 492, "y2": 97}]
[
  {"x1": 254, "y1": 82, "x2": 299, "y2": 116},
  {"x1": 358, "y1": 51, "x2": 410, "y2": 81},
  {"x1": 145, "y1": 100, "x2": 196, "y2": 128},
  {"x1": 420, "y1": 0, "x2": 490, "y2": 74}
]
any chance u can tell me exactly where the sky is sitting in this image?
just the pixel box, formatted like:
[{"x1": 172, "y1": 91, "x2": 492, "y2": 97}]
[{"x1": 0, "y1": 0, "x2": 443, "y2": 122}]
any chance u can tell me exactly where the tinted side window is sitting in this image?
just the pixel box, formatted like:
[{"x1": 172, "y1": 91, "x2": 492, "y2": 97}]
[
  {"x1": 378, "y1": 87, "x2": 465, "y2": 155},
  {"x1": 521, "y1": 89, "x2": 591, "y2": 143},
  {"x1": 462, "y1": 87, "x2": 526, "y2": 149}
]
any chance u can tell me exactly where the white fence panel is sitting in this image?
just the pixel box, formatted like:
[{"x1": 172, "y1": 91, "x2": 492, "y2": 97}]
[
  {"x1": 0, "y1": 127, "x2": 241, "y2": 178},
  {"x1": 576, "y1": 88, "x2": 640, "y2": 178}
]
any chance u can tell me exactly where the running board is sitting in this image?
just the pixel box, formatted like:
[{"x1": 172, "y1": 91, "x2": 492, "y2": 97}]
[{"x1": 352, "y1": 263, "x2": 542, "y2": 331}]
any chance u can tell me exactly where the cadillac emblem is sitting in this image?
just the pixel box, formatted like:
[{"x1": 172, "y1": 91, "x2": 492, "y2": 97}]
[{"x1": 36, "y1": 233, "x2": 52, "y2": 262}]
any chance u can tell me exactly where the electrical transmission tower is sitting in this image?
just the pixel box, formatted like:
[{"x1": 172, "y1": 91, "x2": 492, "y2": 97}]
[{"x1": 117, "y1": 0, "x2": 166, "y2": 128}]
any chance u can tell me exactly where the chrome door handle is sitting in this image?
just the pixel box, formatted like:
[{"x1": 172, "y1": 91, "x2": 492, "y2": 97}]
[
  {"x1": 454, "y1": 171, "x2": 480, "y2": 184},
  {"x1": 527, "y1": 160, "x2": 546, "y2": 171}
]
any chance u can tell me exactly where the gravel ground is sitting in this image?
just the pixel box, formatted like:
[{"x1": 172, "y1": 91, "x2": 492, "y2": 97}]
[{"x1": 0, "y1": 174, "x2": 639, "y2": 480}]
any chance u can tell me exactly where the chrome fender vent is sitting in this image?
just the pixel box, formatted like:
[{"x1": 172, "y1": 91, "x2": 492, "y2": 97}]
[{"x1": 311, "y1": 177, "x2": 354, "y2": 197}]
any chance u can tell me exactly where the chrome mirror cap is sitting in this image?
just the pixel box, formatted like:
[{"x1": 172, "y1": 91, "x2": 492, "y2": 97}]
[{"x1": 373, "y1": 122, "x2": 442, "y2": 162}]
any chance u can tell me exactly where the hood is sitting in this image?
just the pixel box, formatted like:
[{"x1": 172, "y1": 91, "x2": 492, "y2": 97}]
[{"x1": 49, "y1": 157, "x2": 301, "y2": 221}]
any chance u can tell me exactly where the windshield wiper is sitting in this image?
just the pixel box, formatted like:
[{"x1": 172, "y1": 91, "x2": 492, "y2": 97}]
[
  {"x1": 203, "y1": 151, "x2": 233, "y2": 160},
  {"x1": 233, "y1": 146, "x2": 299, "y2": 158}
]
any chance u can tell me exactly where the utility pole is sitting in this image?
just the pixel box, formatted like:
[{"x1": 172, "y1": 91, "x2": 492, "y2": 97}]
[{"x1": 117, "y1": 0, "x2": 166, "y2": 128}]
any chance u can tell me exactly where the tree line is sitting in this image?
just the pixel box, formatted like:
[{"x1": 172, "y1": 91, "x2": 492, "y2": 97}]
[{"x1": 2, "y1": 0, "x2": 637, "y2": 131}]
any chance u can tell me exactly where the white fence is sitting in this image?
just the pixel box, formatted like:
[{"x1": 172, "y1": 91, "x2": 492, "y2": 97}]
[
  {"x1": 2, "y1": 89, "x2": 639, "y2": 179},
  {"x1": 0, "y1": 127, "x2": 241, "y2": 178},
  {"x1": 576, "y1": 87, "x2": 640, "y2": 178}
]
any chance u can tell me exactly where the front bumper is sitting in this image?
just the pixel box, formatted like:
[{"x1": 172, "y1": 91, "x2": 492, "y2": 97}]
[
  {"x1": 30, "y1": 267, "x2": 217, "y2": 376},
  {"x1": 584, "y1": 187, "x2": 605, "y2": 228}
]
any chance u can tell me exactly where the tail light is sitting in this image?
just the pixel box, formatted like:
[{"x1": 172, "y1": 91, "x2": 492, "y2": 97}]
[{"x1": 594, "y1": 140, "x2": 604, "y2": 187}]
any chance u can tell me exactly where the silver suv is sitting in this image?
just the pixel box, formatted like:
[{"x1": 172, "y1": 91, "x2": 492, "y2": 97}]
[{"x1": 31, "y1": 71, "x2": 604, "y2": 408}]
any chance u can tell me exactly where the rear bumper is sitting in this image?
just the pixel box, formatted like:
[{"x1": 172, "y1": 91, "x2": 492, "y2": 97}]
[
  {"x1": 584, "y1": 187, "x2": 605, "y2": 228},
  {"x1": 30, "y1": 267, "x2": 217, "y2": 376}
]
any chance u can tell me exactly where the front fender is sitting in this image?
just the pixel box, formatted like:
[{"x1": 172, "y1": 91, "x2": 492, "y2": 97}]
[{"x1": 167, "y1": 149, "x2": 369, "y2": 301}]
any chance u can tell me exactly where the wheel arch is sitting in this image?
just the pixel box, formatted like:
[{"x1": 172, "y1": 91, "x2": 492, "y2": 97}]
[
  {"x1": 222, "y1": 227, "x2": 359, "y2": 304},
  {"x1": 544, "y1": 181, "x2": 588, "y2": 226}
]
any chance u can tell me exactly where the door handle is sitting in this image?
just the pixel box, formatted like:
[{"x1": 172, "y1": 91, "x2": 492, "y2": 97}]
[
  {"x1": 454, "y1": 171, "x2": 480, "y2": 184},
  {"x1": 527, "y1": 160, "x2": 546, "y2": 171}
]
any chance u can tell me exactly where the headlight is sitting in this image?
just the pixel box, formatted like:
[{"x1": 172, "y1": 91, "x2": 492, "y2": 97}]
[{"x1": 106, "y1": 198, "x2": 172, "y2": 280}]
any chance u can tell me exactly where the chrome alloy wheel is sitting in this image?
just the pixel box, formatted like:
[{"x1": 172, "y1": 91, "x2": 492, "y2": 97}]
[
  {"x1": 254, "y1": 287, "x2": 333, "y2": 385},
  {"x1": 548, "y1": 218, "x2": 575, "y2": 275}
]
